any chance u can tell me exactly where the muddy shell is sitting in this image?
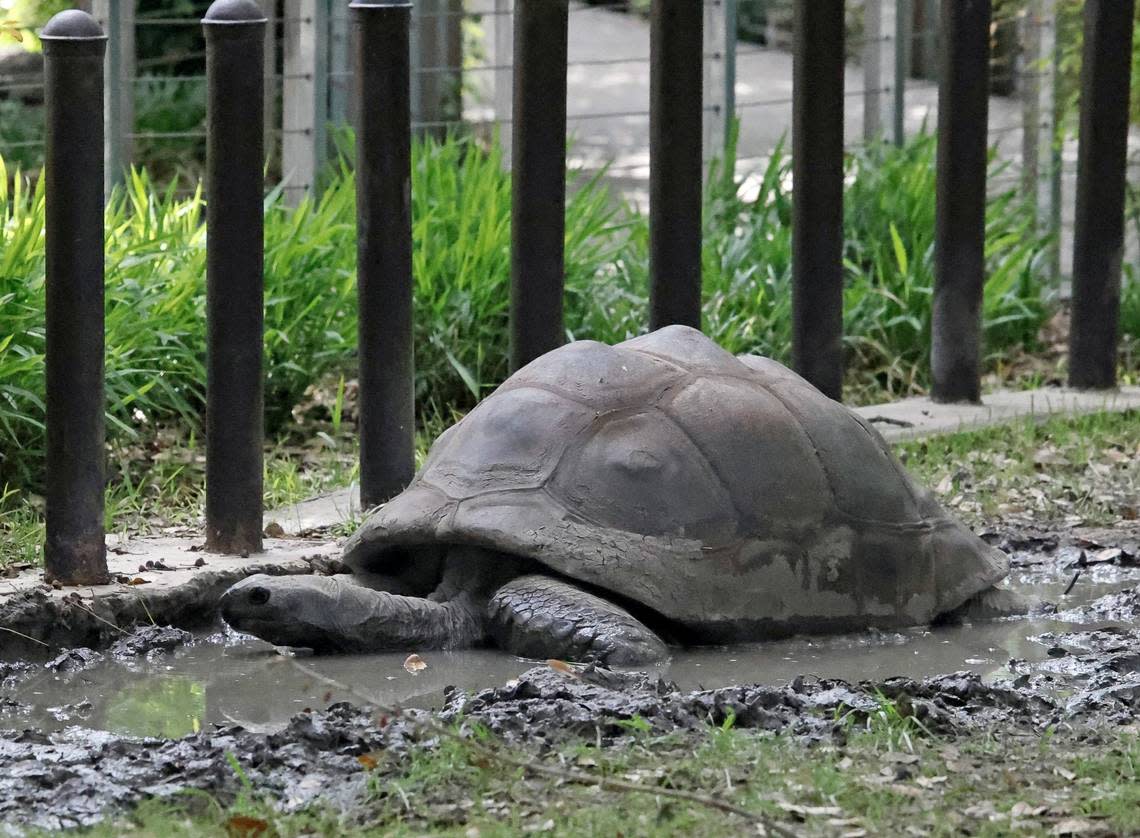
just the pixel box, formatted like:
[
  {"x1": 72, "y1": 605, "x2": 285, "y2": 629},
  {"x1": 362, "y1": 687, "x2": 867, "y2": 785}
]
[{"x1": 343, "y1": 325, "x2": 1007, "y2": 641}]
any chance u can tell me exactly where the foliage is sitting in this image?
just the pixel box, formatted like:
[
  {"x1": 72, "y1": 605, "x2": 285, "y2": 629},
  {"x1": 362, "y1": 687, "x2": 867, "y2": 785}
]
[
  {"x1": 0, "y1": 129, "x2": 1064, "y2": 496},
  {"x1": 0, "y1": 136, "x2": 624, "y2": 492},
  {"x1": 576, "y1": 128, "x2": 1052, "y2": 402}
]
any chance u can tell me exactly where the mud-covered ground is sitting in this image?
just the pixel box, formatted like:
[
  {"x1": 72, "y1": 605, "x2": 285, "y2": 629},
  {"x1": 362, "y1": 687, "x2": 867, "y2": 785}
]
[
  {"x1": 2, "y1": 527, "x2": 1139, "y2": 834},
  {"x1": 1, "y1": 412, "x2": 1136, "y2": 835}
]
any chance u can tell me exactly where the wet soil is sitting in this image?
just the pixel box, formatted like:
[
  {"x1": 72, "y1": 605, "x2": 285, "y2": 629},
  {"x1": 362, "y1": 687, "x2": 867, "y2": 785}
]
[{"x1": 2, "y1": 526, "x2": 1139, "y2": 832}]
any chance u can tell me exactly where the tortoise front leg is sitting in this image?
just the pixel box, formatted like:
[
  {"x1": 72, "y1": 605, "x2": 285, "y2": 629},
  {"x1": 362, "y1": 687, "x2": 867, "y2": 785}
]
[{"x1": 487, "y1": 575, "x2": 668, "y2": 665}]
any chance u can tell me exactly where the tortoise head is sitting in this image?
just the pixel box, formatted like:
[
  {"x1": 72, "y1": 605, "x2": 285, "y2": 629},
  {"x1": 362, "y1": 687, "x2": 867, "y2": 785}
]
[{"x1": 220, "y1": 574, "x2": 351, "y2": 650}]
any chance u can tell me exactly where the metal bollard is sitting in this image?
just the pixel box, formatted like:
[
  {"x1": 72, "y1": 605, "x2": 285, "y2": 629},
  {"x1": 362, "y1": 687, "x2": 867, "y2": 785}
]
[
  {"x1": 509, "y1": 0, "x2": 569, "y2": 372},
  {"x1": 791, "y1": 0, "x2": 845, "y2": 402},
  {"x1": 1069, "y1": 0, "x2": 1136, "y2": 390},
  {"x1": 40, "y1": 10, "x2": 110, "y2": 586},
  {"x1": 649, "y1": 0, "x2": 703, "y2": 331},
  {"x1": 351, "y1": 0, "x2": 415, "y2": 509},
  {"x1": 203, "y1": 0, "x2": 267, "y2": 554},
  {"x1": 931, "y1": 0, "x2": 991, "y2": 404}
]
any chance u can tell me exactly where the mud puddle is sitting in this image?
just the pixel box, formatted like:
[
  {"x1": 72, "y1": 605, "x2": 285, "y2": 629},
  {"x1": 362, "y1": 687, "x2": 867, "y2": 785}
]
[
  {"x1": 3, "y1": 531, "x2": 1139, "y2": 738},
  {"x1": 2, "y1": 530, "x2": 1140, "y2": 831}
]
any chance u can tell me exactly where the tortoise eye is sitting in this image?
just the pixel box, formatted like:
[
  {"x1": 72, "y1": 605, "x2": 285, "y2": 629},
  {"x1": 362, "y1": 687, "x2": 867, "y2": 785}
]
[{"x1": 247, "y1": 587, "x2": 270, "y2": 606}]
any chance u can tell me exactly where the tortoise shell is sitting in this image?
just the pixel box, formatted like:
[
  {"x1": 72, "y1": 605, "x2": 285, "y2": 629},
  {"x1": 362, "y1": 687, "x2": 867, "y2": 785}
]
[{"x1": 343, "y1": 326, "x2": 1007, "y2": 639}]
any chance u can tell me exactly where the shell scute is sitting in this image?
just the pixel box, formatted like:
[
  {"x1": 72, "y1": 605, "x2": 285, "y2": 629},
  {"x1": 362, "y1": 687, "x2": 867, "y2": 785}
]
[{"x1": 547, "y1": 408, "x2": 738, "y2": 543}]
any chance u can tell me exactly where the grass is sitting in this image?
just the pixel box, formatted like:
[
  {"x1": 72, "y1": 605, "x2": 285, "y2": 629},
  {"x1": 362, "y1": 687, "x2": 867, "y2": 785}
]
[
  {"x1": 52, "y1": 716, "x2": 1140, "y2": 836},
  {"x1": 897, "y1": 410, "x2": 1139, "y2": 527}
]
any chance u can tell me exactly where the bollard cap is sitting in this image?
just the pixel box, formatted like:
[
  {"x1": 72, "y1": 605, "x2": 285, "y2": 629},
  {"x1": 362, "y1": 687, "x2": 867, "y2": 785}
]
[
  {"x1": 349, "y1": 1, "x2": 413, "y2": 8},
  {"x1": 203, "y1": 0, "x2": 268, "y2": 24},
  {"x1": 40, "y1": 9, "x2": 106, "y2": 41}
]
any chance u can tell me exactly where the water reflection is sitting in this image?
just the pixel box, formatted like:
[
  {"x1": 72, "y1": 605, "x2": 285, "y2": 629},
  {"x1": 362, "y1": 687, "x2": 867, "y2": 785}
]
[{"x1": 6, "y1": 567, "x2": 1137, "y2": 735}]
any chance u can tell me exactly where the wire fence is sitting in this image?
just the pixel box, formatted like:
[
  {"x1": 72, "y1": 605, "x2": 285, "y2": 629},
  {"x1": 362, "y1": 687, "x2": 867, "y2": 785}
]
[{"x1": 0, "y1": 0, "x2": 1119, "y2": 277}]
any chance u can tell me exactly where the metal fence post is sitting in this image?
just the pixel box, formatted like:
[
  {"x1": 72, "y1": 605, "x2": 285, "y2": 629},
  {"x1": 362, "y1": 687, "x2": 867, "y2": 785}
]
[
  {"x1": 724, "y1": 0, "x2": 737, "y2": 156},
  {"x1": 258, "y1": 0, "x2": 279, "y2": 170},
  {"x1": 650, "y1": 0, "x2": 704, "y2": 331},
  {"x1": 91, "y1": 0, "x2": 134, "y2": 193},
  {"x1": 283, "y1": 0, "x2": 327, "y2": 205},
  {"x1": 791, "y1": 0, "x2": 845, "y2": 401},
  {"x1": 40, "y1": 10, "x2": 109, "y2": 586},
  {"x1": 412, "y1": 0, "x2": 461, "y2": 139},
  {"x1": 864, "y1": 0, "x2": 883, "y2": 141},
  {"x1": 203, "y1": 0, "x2": 267, "y2": 554},
  {"x1": 351, "y1": 0, "x2": 415, "y2": 508},
  {"x1": 329, "y1": 0, "x2": 351, "y2": 129},
  {"x1": 893, "y1": 0, "x2": 910, "y2": 146},
  {"x1": 702, "y1": 0, "x2": 726, "y2": 177},
  {"x1": 509, "y1": 0, "x2": 568, "y2": 371},
  {"x1": 1069, "y1": 0, "x2": 1136, "y2": 390},
  {"x1": 493, "y1": 0, "x2": 513, "y2": 164},
  {"x1": 931, "y1": 0, "x2": 991, "y2": 404}
]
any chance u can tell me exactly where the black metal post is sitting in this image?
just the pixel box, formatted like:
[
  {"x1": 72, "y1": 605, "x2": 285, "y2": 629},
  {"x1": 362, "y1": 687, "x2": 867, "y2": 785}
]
[
  {"x1": 40, "y1": 10, "x2": 109, "y2": 586},
  {"x1": 509, "y1": 0, "x2": 569, "y2": 371},
  {"x1": 931, "y1": 0, "x2": 991, "y2": 404},
  {"x1": 1069, "y1": 0, "x2": 1135, "y2": 389},
  {"x1": 203, "y1": 0, "x2": 266, "y2": 554},
  {"x1": 351, "y1": 0, "x2": 415, "y2": 508},
  {"x1": 649, "y1": 0, "x2": 703, "y2": 331},
  {"x1": 791, "y1": 0, "x2": 845, "y2": 401}
]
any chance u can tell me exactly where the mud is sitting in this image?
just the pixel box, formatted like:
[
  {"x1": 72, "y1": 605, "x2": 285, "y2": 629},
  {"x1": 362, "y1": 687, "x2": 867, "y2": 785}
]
[
  {"x1": 2, "y1": 525, "x2": 1140, "y2": 831},
  {"x1": 3, "y1": 646, "x2": 1140, "y2": 833}
]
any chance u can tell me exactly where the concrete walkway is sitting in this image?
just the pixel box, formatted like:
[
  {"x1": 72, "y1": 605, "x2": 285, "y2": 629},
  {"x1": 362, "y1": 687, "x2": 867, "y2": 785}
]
[
  {"x1": 465, "y1": 3, "x2": 1127, "y2": 271},
  {"x1": 468, "y1": 3, "x2": 1024, "y2": 196}
]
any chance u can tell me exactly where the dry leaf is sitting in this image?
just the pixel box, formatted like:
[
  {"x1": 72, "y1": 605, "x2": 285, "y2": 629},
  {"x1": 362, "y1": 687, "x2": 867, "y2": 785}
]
[
  {"x1": 357, "y1": 751, "x2": 381, "y2": 770},
  {"x1": 225, "y1": 815, "x2": 269, "y2": 837},
  {"x1": 1052, "y1": 818, "x2": 1100, "y2": 836},
  {"x1": 403, "y1": 653, "x2": 427, "y2": 674},
  {"x1": 128, "y1": 577, "x2": 149, "y2": 585},
  {"x1": 914, "y1": 775, "x2": 947, "y2": 788},
  {"x1": 547, "y1": 659, "x2": 579, "y2": 678},
  {"x1": 1053, "y1": 766, "x2": 1077, "y2": 781},
  {"x1": 778, "y1": 803, "x2": 843, "y2": 818}
]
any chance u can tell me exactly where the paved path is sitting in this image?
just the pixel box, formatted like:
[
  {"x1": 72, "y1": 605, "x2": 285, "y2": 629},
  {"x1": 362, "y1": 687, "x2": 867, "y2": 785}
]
[
  {"x1": 465, "y1": 3, "x2": 1108, "y2": 269},
  {"x1": 468, "y1": 3, "x2": 1024, "y2": 197}
]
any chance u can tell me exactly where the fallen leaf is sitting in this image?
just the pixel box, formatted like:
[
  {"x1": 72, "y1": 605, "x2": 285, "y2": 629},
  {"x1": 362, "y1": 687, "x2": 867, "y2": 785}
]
[
  {"x1": 547, "y1": 659, "x2": 579, "y2": 678},
  {"x1": 128, "y1": 577, "x2": 149, "y2": 585},
  {"x1": 1054, "y1": 766, "x2": 1077, "y2": 781},
  {"x1": 1052, "y1": 818, "x2": 1100, "y2": 836},
  {"x1": 357, "y1": 752, "x2": 381, "y2": 770},
  {"x1": 225, "y1": 815, "x2": 269, "y2": 837},
  {"x1": 778, "y1": 803, "x2": 843, "y2": 818},
  {"x1": 1010, "y1": 802, "x2": 1047, "y2": 818},
  {"x1": 263, "y1": 521, "x2": 285, "y2": 538},
  {"x1": 915, "y1": 775, "x2": 947, "y2": 788},
  {"x1": 403, "y1": 653, "x2": 427, "y2": 674}
]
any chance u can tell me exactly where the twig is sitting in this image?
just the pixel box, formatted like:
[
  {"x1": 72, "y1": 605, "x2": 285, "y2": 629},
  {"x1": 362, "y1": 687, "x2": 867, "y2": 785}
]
[
  {"x1": 864, "y1": 415, "x2": 915, "y2": 428},
  {"x1": 69, "y1": 598, "x2": 131, "y2": 636},
  {"x1": 288, "y1": 660, "x2": 800, "y2": 837},
  {"x1": 0, "y1": 625, "x2": 50, "y2": 647},
  {"x1": 1062, "y1": 571, "x2": 1081, "y2": 596}
]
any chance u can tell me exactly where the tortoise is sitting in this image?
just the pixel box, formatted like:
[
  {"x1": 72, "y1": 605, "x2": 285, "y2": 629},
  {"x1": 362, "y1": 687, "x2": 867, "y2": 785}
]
[{"x1": 221, "y1": 325, "x2": 1018, "y2": 664}]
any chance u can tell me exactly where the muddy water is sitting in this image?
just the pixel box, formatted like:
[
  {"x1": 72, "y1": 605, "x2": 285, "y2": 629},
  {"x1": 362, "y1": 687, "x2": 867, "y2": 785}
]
[{"x1": 5, "y1": 542, "x2": 1138, "y2": 738}]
